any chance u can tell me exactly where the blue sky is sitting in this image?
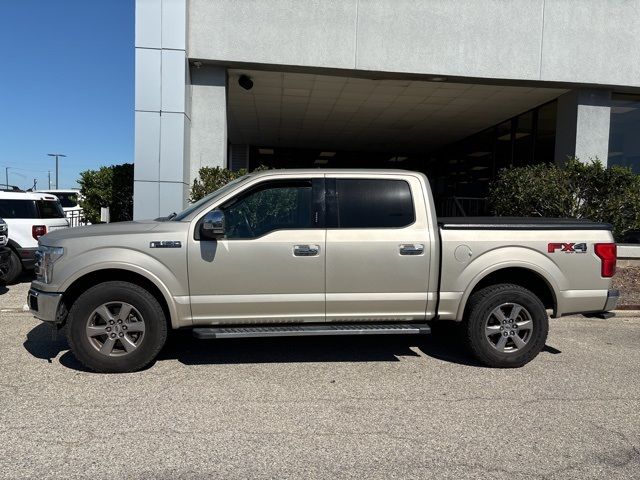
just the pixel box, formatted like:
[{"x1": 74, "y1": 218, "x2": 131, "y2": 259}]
[{"x1": 0, "y1": 0, "x2": 134, "y2": 190}]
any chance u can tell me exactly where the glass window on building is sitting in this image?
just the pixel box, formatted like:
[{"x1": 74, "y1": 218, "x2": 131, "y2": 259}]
[
  {"x1": 608, "y1": 94, "x2": 640, "y2": 174},
  {"x1": 513, "y1": 111, "x2": 534, "y2": 167},
  {"x1": 535, "y1": 102, "x2": 557, "y2": 163}
]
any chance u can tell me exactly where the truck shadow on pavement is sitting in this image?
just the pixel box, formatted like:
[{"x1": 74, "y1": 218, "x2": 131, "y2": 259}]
[{"x1": 23, "y1": 321, "x2": 562, "y2": 372}]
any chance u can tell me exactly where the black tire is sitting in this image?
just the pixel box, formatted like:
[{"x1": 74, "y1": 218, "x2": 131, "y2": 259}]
[
  {"x1": 67, "y1": 281, "x2": 167, "y2": 373},
  {"x1": 463, "y1": 283, "x2": 548, "y2": 368},
  {"x1": 0, "y1": 249, "x2": 23, "y2": 284}
]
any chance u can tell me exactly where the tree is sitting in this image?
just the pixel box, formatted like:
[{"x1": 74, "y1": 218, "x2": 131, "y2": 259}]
[
  {"x1": 489, "y1": 158, "x2": 640, "y2": 240},
  {"x1": 78, "y1": 163, "x2": 134, "y2": 223}
]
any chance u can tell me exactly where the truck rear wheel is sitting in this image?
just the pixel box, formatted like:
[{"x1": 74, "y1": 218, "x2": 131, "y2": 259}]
[
  {"x1": 463, "y1": 283, "x2": 548, "y2": 368},
  {"x1": 0, "y1": 249, "x2": 23, "y2": 285},
  {"x1": 66, "y1": 281, "x2": 167, "y2": 373}
]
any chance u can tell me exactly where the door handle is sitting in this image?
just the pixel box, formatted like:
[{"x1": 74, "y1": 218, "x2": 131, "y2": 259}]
[
  {"x1": 294, "y1": 244, "x2": 320, "y2": 257},
  {"x1": 399, "y1": 244, "x2": 424, "y2": 255}
]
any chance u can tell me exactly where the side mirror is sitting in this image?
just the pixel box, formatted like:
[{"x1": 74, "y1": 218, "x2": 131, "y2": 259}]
[{"x1": 200, "y1": 209, "x2": 225, "y2": 239}]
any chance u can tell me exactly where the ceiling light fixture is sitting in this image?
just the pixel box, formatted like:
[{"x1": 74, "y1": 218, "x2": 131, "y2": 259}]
[
  {"x1": 319, "y1": 151, "x2": 336, "y2": 157},
  {"x1": 314, "y1": 159, "x2": 329, "y2": 165},
  {"x1": 258, "y1": 148, "x2": 274, "y2": 155},
  {"x1": 428, "y1": 76, "x2": 447, "y2": 82}
]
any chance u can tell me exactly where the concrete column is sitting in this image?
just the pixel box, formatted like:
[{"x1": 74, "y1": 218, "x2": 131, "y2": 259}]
[
  {"x1": 133, "y1": 0, "x2": 190, "y2": 220},
  {"x1": 554, "y1": 89, "x2": 611, "y2": 165},
  {"x1": 189, "y1": 65, "x2": 228, "y2": 184}
]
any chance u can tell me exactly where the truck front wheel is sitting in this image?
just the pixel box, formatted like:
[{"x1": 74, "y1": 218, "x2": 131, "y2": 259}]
[
  {"x1": 463, "y1": 283, "x2": 548, "y2": 368},
  {"x1": 66, "y1": 281, "x2": 168, "y2": 373}
]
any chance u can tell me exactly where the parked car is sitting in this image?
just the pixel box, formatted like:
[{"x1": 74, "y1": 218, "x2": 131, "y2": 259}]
[
  {"x1": 28, "y1": 169, "x2": 618, "y2": 373},
  {"x1": 0, "y1": 191, "x2": 69, "y2": 283},
  {"x1": 37, "y1": 189, "x2": 88, "y2": 227},
  {"x1": 0, "y1": 218, "x2": 9, "y2": 281}
]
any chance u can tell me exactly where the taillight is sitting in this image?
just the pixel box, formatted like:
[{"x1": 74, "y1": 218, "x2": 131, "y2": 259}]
[
  {"x1": 594, "y1": 243, "x2": 617, "y2": 278},
  {"x1": 32, "y1": 225, "x2": 47, "y2": 240}
]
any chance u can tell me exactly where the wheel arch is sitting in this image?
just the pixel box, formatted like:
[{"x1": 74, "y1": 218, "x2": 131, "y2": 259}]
[
  {"x1": 459, "y1": 266, "x2": 558, "y2": 320},
  {"x1": 61, "y1": 268, "x2": 178, "y2": 329}
]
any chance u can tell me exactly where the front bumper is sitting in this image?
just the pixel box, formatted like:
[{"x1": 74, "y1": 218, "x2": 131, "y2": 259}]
[
  {"x1": 28, "y1": 288, "x2": 63, "y2": 323},
  {"x1": 603, "y1": 289, "x2": 620, "y2": 311}
]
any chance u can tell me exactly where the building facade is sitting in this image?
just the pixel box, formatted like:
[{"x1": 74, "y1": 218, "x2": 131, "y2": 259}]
[{"x1": 133, "y1": 0, "x2": 640, "y2": 219}]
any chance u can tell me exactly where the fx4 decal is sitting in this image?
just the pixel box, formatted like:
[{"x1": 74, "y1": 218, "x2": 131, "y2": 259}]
[{"x1": 547, "y1": 242, "x2": 587, "y2": 253}]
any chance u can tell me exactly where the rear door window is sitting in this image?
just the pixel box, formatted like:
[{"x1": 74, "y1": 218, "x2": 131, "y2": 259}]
[
  {"x1": 0, "y1": 200, "x2": 38, "y2": 218},
  {"x1": 329, "y1": 179, "x2": 415, "y2": 228}
]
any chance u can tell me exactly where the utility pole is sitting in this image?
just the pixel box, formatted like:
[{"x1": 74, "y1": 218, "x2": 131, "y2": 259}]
[
  {"x1": 4, "y1": 167, "x2": 8, "y2": 189},
  {"x1": 47, "y1": 153, "x2": 66, "y2": 189},
  {"x1": 48, "y1": 171, "x2": 51, "y2": 189}
]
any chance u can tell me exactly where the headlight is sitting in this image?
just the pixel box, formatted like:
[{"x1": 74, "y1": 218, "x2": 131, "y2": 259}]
[{"x1": 35, "y1": 246, "x2": 64, "y2": 284}]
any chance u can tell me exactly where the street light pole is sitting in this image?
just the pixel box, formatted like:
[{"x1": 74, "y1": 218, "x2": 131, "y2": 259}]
[
  {"x1": 47, "y1": 153, "x2": 66, "y2": 189},
  {"x1": 4, "y1": 167, "x2": 8, "y2": 189}
]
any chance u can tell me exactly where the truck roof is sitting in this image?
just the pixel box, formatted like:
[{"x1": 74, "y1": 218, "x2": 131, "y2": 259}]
[{"x1": 247, "y1": 168, "x2": 422, "y2": 177}]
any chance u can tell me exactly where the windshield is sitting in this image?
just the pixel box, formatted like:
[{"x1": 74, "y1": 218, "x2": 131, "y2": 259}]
[
  {"x1": 172, "y1": 175, "x2": 251, "y2": 221},
  {"x1": 41, "y1": 192, "x2": 78, "y2": 208},
  {"x1": 56, "y1": 193, "x2": 78, "y2": 208}
]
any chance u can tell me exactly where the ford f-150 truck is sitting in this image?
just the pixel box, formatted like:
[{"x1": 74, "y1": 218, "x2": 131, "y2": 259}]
[{"x1": 27, "y1": 170, "x2": 619, "y2": 373}]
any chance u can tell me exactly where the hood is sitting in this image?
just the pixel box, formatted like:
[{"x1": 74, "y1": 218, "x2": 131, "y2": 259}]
[{"x1": 40, "y1": 220, "x2": 160, "y2": 243}]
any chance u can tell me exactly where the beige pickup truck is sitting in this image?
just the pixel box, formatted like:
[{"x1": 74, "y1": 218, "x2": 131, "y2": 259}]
[{"x1": 28, "y1": 170, "x2": 619, "y2": 373}]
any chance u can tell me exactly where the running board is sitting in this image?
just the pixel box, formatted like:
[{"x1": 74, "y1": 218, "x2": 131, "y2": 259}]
[{"x1": 192, "y1": 323, "x2": 431, "y2": 339}]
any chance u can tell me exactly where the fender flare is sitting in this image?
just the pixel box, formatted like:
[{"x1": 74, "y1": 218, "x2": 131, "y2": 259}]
[
  {"x1": 60, "y1": 261, "x2": 182, "y2": 329},
  {"x1": 455, "y1": 248, "x2": 563, "y2": 320}
]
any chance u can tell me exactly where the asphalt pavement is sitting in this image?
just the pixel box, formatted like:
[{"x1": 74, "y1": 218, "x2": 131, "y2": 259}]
[{"x1": 0, "y1": 280, "x2": 639, "y2": 479}]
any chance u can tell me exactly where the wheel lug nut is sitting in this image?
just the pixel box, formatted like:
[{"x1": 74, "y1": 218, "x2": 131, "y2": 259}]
[
  {"x1": 106, "y1": 327, "x2": 111, "y2": 332},
  {"x1": 109, "y1": 320, "x2": 114, "y2": 325},
  {"x1": 500, "y1": 326, "x2": 503, "y2": 330},
  {"x1": 503, "y1": 332, "x2": 508, "y2": 337},
  {"x1": 122, "y1": 325, "x2": 127, "y2": 330},
  {"x1": 510, "y1": 331, "x2": 515, "y2": 335},
  {"x1": 110, "y1": 333, "x2": 116, "y2": 338},
  {"x1": 119, "y1": 332, "x2": 124, "y2": 337},
  {"x1": 118, "y1": 319, "x2": 122, "y2": 324}
]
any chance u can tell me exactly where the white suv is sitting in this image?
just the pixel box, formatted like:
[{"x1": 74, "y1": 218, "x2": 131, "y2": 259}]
[
  {"x1": 37, "y1": 189, "x2": 88, "y2": 227},
  {"x1": 0, "y1": 191, "x2": 69, "y2": 283}
]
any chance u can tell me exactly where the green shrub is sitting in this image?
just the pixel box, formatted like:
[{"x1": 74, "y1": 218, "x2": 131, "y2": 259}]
[
  {"x1": 78, "y1": 163, "x2": 133, "y2": 223},
  {"x1": 189, "y1": 165, "x2": 269, "y2": 202},
  {"x1": 489, "y1": 158, "x2": 640, "y2": 240}
]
